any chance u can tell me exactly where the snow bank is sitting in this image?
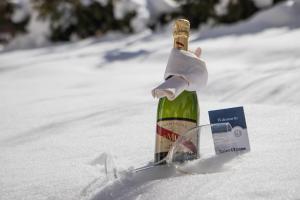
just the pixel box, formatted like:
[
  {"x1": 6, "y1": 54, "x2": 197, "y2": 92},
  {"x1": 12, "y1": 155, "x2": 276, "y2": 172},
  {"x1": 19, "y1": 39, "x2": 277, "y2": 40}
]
[
  {"x1": 199, "y1": 0, "x2": 300, "y2": 39},
  {"x1": 252, "y1": 0, "x2": 273, "y2": 8}
]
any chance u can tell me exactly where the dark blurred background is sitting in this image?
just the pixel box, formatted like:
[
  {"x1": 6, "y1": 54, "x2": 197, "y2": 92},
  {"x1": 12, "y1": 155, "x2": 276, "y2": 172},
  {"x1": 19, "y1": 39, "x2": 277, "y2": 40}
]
[{"x1": 0, "y1": 0, "x2": 285, "y2": 44}]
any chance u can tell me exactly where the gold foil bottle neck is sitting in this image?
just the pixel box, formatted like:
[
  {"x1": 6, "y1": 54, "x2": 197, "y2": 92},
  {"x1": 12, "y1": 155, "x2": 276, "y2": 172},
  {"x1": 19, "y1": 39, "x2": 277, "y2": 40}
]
[
  {"x1": 173, "y1": 19, "x2": 190, "y2": 38},
  {"x1": 173, "y1": 19, "x2": 190, "y2": 50}
]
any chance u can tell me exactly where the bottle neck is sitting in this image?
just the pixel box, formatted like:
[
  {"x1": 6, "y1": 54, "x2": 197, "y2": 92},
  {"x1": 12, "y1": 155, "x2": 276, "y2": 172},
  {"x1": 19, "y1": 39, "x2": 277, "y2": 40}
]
[{"x1": 173, "y1": 35, "x2": 188, "y2": 51}]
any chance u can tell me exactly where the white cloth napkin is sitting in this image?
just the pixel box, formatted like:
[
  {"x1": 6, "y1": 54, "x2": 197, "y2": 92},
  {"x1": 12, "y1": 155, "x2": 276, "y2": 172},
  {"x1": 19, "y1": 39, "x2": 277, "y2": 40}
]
[{"x1": 152, "y1": 48, "x2": 208, "y2": 100}]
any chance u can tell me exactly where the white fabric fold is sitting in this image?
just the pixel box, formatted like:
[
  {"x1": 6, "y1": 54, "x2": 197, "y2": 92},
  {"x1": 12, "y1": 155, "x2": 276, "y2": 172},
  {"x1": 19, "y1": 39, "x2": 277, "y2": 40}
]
[
  {"x1": 151, "y1": 76, "x2": 188, "y2": 101},
  {"x1": 152, "y1": 48, "x2": 208, "y2": 100}
]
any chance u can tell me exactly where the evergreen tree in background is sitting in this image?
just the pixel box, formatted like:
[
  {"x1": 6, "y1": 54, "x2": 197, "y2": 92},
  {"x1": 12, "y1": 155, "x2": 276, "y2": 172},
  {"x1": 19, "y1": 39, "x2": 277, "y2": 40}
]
[
  {"x1": 32, "y1": 0, "x2": 136, "y2": 41},
  {"x1": 159, "y1": 0, "x2": 286, "y2": 29},
  {"x1": 0, "y1": 0, "x2": 288, "y2": 44},
  {"x1": 216, "y1": 0, "x2": 258, "y2": 24},
  {"x1": 0, "y1": 1, "x2": 30, "y2": 43},
  {"x1": 176, "y1": 0, "x2": 219, "y2": 29}
]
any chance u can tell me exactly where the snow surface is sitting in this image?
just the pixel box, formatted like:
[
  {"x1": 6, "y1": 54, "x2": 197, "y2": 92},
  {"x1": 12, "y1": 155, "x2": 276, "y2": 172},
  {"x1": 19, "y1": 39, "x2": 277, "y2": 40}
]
[
  {"x1": 1, "y1": 1, "x2": 300, "y2": 200},
  {"x1": 11, "y1": 0, "x2": 30, "y2": 23},
  {"x1": 252, "y1": 0, "x2": 273, "y2": 8}
]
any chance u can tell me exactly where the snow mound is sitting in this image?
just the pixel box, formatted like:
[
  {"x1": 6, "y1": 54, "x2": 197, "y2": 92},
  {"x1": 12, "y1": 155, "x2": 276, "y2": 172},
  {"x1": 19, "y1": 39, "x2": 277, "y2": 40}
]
[{"x1": 199, "y1": 0, "x2": 300, "y2": 39}]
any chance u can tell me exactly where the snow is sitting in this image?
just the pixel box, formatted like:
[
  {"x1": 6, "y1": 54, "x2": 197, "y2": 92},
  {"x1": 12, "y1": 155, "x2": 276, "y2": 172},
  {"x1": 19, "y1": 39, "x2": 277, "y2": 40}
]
[
  {"x1": 114, "y1": 0, "x2": 178, "y2": 32},
  {"x1": 199, "y1": 0, "x2": 300, "y2": 39},
  {"x1": 214, "y1": 0, "x2": 230, "y2": 16},
  {"x1": 114, "y1": 0, "x2": 138, "y2": 19},
  {"x1": 252, "y1": 0, "x2": 273, "y2": 8},
  {"x1": 11, "y1": 0, "x2": 30, "y2": 23},
  {"x1": 80, "y1": 0, "x2": 110, "y2": 7},
  {"x1": 146, "y1": 0, "x2": 179, "y2": 17},
  {"x1": 216, "y1": 0, "x2": 274, "y2": 13},
  {"x1": 6, "y1": 3, "x2": 50, "y2": 50},
  {"x1": 1, "y1": 1, "x2": 300, "y2": 200},
  {"x1": 215, "y1": 0, "x2": 274, "y2": 17},
  {"x1": 5, "y1": 0, "x2": 178, "y2": 49}
]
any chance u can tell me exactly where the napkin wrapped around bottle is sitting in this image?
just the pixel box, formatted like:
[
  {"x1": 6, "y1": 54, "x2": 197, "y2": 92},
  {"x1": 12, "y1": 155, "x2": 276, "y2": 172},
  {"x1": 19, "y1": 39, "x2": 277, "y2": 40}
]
[{"x1": 152, "y1": 48, "x2": 208, "y2": 100}]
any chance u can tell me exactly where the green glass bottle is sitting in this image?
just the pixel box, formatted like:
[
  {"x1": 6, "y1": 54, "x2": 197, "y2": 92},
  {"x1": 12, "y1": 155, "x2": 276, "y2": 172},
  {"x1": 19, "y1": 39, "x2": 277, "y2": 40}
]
[{"x1": 154, "y1": 19, "x2": 199, "y2": 163}]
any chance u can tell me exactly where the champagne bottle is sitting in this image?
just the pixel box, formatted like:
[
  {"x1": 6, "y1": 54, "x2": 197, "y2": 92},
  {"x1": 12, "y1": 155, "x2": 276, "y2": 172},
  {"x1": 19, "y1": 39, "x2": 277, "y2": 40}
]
[{"x1": 154, "y1": 19, "x2": 199, "y2": 163}]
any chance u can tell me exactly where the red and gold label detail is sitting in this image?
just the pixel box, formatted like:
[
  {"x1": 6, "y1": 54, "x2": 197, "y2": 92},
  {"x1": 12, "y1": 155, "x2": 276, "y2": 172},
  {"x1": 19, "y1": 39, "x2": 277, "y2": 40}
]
[{"x1": 155, "y1": 119, "x2": 197, "y2": 154}]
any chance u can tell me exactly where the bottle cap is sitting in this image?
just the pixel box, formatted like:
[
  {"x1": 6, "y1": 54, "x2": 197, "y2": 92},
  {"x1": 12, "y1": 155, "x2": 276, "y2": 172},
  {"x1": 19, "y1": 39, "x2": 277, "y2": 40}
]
[{"x1": 173, "y1": 19, "x2": 190, "y2": 38}]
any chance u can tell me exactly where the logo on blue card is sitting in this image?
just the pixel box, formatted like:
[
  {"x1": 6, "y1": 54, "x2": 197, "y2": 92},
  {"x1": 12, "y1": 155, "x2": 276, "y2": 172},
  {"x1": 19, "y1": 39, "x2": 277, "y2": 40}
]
[{"x1": 208, "y1": 106, "x2": 250, "y2": 154}]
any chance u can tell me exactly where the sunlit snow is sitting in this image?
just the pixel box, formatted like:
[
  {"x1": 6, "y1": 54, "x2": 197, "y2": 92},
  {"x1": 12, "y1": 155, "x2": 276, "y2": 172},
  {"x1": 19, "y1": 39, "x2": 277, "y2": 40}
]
[{"x1": 1, "y1": 1, "x2": 300, "y2": 200}]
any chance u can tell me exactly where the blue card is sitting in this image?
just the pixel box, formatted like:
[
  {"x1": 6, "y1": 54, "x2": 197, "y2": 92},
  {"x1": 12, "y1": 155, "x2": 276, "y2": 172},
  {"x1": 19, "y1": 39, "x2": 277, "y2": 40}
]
[{"x1": 208, "y1": 107, "x2": 250, "y2": 154}]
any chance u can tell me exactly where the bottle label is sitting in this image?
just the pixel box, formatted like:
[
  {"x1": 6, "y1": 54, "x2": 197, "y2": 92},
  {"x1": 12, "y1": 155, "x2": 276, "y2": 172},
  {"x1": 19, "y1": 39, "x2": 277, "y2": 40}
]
[{"x1": 155, "y1": 119, "x2": 197, "y2": 154}]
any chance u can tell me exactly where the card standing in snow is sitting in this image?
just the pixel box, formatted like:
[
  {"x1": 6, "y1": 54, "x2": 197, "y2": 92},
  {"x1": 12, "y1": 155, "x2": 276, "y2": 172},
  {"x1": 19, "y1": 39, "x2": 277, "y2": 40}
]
[{"x1": 208, "y1": 107, "x2": 250, "y2": 154}]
